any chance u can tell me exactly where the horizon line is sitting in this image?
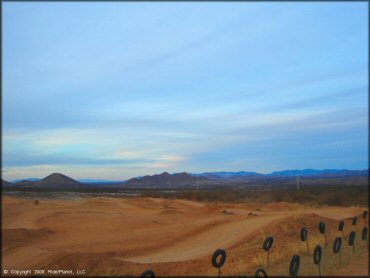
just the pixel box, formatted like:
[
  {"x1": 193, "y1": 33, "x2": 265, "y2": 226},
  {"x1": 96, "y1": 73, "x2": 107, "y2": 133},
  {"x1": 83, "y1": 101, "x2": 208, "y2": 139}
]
[{"x1": 4, "y1": 168, "x2": 369, "y2": 182}]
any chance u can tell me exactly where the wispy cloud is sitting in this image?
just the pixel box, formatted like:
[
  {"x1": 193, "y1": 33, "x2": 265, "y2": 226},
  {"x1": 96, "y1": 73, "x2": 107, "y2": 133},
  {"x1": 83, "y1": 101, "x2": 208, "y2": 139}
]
[{"x1": 2, "y1": 2, "x2": 368, "y2": 180}]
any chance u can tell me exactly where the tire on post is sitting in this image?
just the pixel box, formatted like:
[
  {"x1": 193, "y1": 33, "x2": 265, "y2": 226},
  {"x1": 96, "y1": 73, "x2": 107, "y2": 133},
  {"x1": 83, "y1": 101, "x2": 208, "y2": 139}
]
[
  {"x1": 262, "y1": 236, "x2": 273, "y2": 251},
  {"x1": 338, "y1": 220, "x2": 344, "y2": 232},
  {"x1": 255, "y1": 268, "x2": 268, "y2": 278},
  {"x1": 212, "y1": 248, "x2": 226, "y2": 276},
  {"x1": 363, "y1": 211, "x2": 368, "y2": 226},
  {"x1": 333, "y1": 237, "x2": 342, "y2": 253},
  {"x1": 140, "y1": 269, "x2": 155, "y2": 278},
  {"x1": 362, "y1": 227, "x2": 368, "y2": 241},
  {"x1": 300, "y1": 227, "x2": 309, "y2": 254},
  {"x1": 300, "y1": 227, "x2": 307, "y2": 241},
  {"x1": 333, "y1": 237, "x2": 342, "y2": 265},
  {"x1": 289, "y1": 255, "x2": 300, "y2": 277},
  {"x1": 348, "y1": 231, "x2": 356, "y2": 246},
  {"x1": 319, "y1": 222, "x2": 325, "y2": 234},
  {"x1": 348, "y1": 231, "x2": 356, "y2": 254},
  {"x1": 313, "y1": 245, "x2": 322, "y2": 265},
  {"x1": 313, "y1": 245, "x2": 322, "y2": 276},
  {"x1": 362, "y1": 227, "x2": 369, "y2": 250},
  {"x1": 352, "y1": 216, "x2": 358, "y2": 226},
  {"x1": 319, "y1": 221, "x2": 327, "y2": 245},
  {"x1": 262, "y1": 236, "x2": 273, "y2": 266}
]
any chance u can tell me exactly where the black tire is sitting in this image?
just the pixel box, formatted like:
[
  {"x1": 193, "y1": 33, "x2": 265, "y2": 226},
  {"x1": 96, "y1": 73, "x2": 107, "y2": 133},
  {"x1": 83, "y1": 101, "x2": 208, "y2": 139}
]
[
  {"x1": 362, "y1": 227, "x2": 368, "y2": 241},
  {"x1": 313, "y1": 245, "x2": 322, "y2": 265},
  {"x1": 255, "y1": 268, "x2": 268, "y2": 278},
  {"x1": 289, "y1": 255, "x2": 300, "y2": 277},
  {"x1": 352, "y1": 216, "x2": 357, "y2": 226},
  {"x1": 348, "y1": 231, "x2": 355, "y2": 246},
  {"x1": 262, "y1": 236, "x2": 273, "y2": 251},
  {"x1": 333, "y1": 237, "x2": 342, "y2": 254},
  {"x1": 319, "y1": 222, "x2": 325, "y2": 234},
  {"x1": 300, "y1": 227, "x2": 308, "y2": 241},
  {"x1": 212, "y1": 249, "x2": 226, "y2": 268},
  {"x1": 363, "y1": 210, "x2": 368, "y2": 219},
  {"x1": 140, "y1": 269, "x2": 155, "y2": 278},
  {"x1": 338, "y1": 220, "x2": 344, "y2": 231}
]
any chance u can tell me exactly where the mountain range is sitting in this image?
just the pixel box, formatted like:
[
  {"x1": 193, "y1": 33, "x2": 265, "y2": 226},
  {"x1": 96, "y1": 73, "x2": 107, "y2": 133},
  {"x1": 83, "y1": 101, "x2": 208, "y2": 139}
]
[
  {"x1": 195, "y1": 169, "x2": 369, "y2": 180},
  {"x1": 2, "y1": 169, "x2": 368, "y2": 189},
  {"x1": 126, "y1": 172, "x2": 207, "y2": 188},
  {"x1": 6, "y1": 173, "x2": 82, "y2": 189},
  {"x1": 11, "y1": 177, "x2": 121, "y2": 184}
]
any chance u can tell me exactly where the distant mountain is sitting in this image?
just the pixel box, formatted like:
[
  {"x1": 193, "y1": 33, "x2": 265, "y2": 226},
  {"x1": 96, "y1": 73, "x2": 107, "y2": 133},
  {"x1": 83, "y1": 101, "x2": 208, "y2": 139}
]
[
  {"x1": 12, "y1": 178, "x2": 40, "y2": 183},
  {"x1": 15, "y1": 180, "x2": 36, "y2": 186},
  {"x1": 126, "y1": 172, "x2": 208, "y2": 187},
  {"x1": 2, "y1": 179, "x2": 14, "y2": 187},
  {"x1": 195, "y1": 169, "x2": 369, "y2": 180},
  {"x1": 30, "y1": 173, "x2": 82, "y2": 189},
  {"x1": 268, "y1": 169, "x2": 369, "y2": 178},
  {"x1": 78, "y1": 179, "x2": 124, "y2": 184},
  {"x1": 4, "y1": 169, "x2": 367, "y2": 190},
  {"x1": 10, "y1": 177, "x2": 122, "y2": 186},
  {"x1": 195, "y1": 171, "x2": 263, "y2": 180}
]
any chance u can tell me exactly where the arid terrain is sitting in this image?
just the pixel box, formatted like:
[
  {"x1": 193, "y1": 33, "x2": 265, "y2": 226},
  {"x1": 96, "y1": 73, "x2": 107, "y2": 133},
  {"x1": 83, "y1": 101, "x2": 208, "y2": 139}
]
[{"x1": 2, "y1": 195, "x2": 368, "y2": 277}]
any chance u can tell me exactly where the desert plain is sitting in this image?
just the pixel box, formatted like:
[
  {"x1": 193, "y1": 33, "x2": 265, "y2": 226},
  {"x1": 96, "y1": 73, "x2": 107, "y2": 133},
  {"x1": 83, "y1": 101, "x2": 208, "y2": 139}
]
[{"x1": 2, "y1": 195, "x2": 369, "y2": 277}]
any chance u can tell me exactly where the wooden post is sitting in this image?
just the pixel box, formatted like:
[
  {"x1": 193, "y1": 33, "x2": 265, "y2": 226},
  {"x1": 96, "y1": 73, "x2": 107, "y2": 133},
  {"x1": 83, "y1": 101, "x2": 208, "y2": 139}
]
[{"x1": 306, "y1": 239, "x2": 309, "y2": 254}]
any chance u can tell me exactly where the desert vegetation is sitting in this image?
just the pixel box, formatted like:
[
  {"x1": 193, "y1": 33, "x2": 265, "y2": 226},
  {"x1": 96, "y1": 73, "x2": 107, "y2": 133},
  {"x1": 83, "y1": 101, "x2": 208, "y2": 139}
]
[{"x1": 142, "y1": 185, "x2": 368, "y2": 207}]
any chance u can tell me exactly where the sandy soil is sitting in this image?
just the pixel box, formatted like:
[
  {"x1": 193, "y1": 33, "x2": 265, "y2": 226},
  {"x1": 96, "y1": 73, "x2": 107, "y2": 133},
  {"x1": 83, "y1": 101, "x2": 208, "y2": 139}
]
[{"x1": 2, "y1": 196, "x2": 368, "y2": 276}]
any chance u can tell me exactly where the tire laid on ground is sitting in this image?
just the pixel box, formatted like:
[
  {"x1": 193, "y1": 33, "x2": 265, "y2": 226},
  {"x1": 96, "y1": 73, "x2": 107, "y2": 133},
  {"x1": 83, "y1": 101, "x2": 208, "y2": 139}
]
[
  {"x1": 319, "y1": 222, "x2": 325, "y2": 234},
  {"x1": 338, "y1": 220, "x2": 344, "y2": 231},
  {"x1": 362, "y1": 227, "x2": 368, "y2": 241},
  {"x1": 255, "y1": 268, "x2": 268, "y2": 277},
  {"x1": 289, "y1": 255, "x2": 300, "y2": 277},
  {"x1": 352, "y1": 216, "x2": 357, "y2": 226},
  {"x1": 262, "y1": 236, "x2": 273, "y2": 251},
  {"x1": 363, "y1": 210, "x2": 368, "y2": 219},
  {"x1": 333, "y1": 237, "x2": 342, "y2": 253},
  {"x1": 140, "y1": 269, "x2": 155, "y2": 278},
  {"x1": 313, "y1": 245, "x2": 322, "y2": 265},
  {"x1": 348, "y1": 231, "x2": 356, "y2": 246},
  {"x1": 212, "y1": 249, "x2": 226, "y2": 268},
  {"x1": 300, "y1": 227, "x2": 307, "y2": 241}
]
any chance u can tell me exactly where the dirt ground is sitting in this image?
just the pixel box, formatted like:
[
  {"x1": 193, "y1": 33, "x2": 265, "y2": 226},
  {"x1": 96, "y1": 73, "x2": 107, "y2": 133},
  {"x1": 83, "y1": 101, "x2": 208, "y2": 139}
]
[{"x1": 2, "y1": 196, "x2": 368, "y2": 276}]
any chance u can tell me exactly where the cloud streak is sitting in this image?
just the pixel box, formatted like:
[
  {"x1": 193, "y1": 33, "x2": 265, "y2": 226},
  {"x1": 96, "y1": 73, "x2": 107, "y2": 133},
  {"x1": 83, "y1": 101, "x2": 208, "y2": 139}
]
[{"x1": 2, "y1": 2, "x2": 368, "y2": 180}]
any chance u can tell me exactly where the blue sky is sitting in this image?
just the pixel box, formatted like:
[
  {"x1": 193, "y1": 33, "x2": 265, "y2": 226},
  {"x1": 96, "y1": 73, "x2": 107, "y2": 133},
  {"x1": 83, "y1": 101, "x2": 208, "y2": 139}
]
[{"x1": 2, "y1": 2, "x2": 368, "y2": 180}]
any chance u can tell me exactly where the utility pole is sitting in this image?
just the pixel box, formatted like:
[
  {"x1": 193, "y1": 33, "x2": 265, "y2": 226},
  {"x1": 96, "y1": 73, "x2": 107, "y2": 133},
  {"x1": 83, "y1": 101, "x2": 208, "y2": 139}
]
[
  {"x1": 196, "y1": 176, "x2": 199, "y2": 191},
  {"x1": 296, "y1": 176, "x2": 300, "y2": 191}
]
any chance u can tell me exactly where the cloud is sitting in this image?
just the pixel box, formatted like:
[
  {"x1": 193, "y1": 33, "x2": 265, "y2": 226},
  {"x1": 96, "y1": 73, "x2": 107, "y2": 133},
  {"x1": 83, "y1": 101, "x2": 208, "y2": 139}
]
[{"x1": 2, "y1": 3, "x2": 368, "y2": 179}]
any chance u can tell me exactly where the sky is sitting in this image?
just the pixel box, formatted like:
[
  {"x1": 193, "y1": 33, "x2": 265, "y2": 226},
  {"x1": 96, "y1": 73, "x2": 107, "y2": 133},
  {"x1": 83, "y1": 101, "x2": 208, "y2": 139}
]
[{"x1": 2, "y1": 2, "x2": 368, "y2": 181}]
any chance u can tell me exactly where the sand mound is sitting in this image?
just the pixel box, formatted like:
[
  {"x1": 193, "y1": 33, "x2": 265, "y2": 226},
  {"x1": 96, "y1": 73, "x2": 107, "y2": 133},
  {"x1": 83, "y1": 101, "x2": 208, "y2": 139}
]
[
  {"x1": 2, "y1": 196, "x2": 366, "y2": 276},
  {"x1": 264, "y1": 201, "x2": 303, "y2": 211},
  {"x1": 3, "y1": 228, "x2": 54, "y2": 249},
  {"x1": 159, "y1": 209, "x2": 184, "y2": 215}
]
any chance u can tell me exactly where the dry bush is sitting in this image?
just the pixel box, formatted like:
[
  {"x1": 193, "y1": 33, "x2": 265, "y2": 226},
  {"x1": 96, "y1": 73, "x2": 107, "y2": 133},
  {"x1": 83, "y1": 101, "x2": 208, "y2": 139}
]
[{"x1": 173, "y1": 186, "x2": 368, "y2": 207}]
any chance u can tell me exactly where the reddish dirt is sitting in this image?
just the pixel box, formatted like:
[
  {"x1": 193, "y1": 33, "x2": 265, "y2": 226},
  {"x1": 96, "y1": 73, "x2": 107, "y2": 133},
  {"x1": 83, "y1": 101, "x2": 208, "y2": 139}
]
[{"x1": 2, "y1": 196, "x2": 368, "y2": 276}]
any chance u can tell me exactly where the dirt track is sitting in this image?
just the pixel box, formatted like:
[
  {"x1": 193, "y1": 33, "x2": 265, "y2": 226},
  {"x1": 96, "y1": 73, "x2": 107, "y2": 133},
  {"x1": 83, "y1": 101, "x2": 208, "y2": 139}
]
[{"x1": 2, "y1": 196, "x2": 367, "y2": 276}]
